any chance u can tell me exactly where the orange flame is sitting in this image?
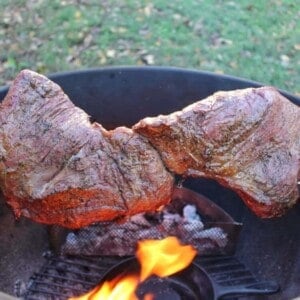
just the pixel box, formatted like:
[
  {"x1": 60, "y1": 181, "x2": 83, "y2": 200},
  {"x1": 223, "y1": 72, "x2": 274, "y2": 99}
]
[
  {"x1": 136, "y1": 236, "x2": 197, "y2": 281},
  {"x1": 70, "y1": 236, "x2": 197, "y2": 300},
  {"x1": 143, "y1": 294, "x2": 154, "y2": 300},
  {"x1": 69, "y1": 274, "x2": 139, "y2": 300}
]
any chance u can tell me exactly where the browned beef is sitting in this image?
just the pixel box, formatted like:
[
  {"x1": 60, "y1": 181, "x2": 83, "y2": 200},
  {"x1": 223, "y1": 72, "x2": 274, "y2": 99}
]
[
  {"x1": 0, "y1": 71, "x2": 299, "y2": 229},
  {"x1": 0, "y1": 70, "x2": 174, "y2": 228},
  {"x1": 134, "y1": 87, "x2": 300, "y2": 218}
]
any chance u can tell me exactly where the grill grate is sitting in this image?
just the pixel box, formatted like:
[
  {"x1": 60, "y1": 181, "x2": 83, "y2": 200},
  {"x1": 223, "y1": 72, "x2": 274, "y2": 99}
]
[
  {"x1": 195, "y1": 256, "x2": 259, "y2": 287},
  {"x1": 23, "y1": 252, "x2": 121, "y2": 300},
  {"x1": 22, "y1": 253, "x2": 272, "y2": 300}
]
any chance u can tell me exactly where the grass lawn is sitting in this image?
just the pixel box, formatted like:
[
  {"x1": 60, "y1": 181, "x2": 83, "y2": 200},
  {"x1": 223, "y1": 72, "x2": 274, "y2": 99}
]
[{"x1": 0, "y1": 0, "x2": 299, "y2": 95}]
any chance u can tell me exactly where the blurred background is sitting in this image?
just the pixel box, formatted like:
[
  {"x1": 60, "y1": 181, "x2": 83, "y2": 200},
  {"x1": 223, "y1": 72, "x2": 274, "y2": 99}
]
[{"x1": 0, "y1": 0, "x2": 299, "y2": 94}]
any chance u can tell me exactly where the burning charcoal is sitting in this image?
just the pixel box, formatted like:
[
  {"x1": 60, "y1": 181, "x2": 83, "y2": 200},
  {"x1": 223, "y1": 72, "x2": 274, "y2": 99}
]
[
  {"x1": 183, "y1": 204, "x2": 201, "y2": 221},
  {"x1": 137, "y1": 228, "x2": 165, "y2": 240},
  {"x1": 182, "y1": 219, "x2": 204, "y2": 232},
  {"x1": 130, "y1": 214, "x2": 152, "y2": 226},
  {"x1": 62, "y1": 202, "x2": 229, "y2": 256},
  {"x1": 192, "y1": 227, "x2": 228, "y2": 248},
  {"x1": 163, "y1": 211, "x2": 181, "y2": 221},
  {"x1": 144, "y1": 211, "x2": 164, "y2": 224},
  {"x1": 65, "y1": 232, "x2": 78, "y2": 247},
  {"x1": 161, "y1": 219, "x2": 181, "y2": 233}
]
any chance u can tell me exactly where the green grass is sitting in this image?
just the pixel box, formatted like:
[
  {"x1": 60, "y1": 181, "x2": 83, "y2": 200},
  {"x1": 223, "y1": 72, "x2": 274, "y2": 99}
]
[{"x1": 0, "y1": 0, "x2": 299, "y2": 94}]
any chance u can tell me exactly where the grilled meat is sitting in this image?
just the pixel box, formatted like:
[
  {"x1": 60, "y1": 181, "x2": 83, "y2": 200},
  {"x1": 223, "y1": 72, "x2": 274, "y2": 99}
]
[
  {"x1": 134, "y1": 87, "x2": 300, "y2": 218},
  {"x1": 0, "y1": 70, "x2": 174, "y2": 228},
  {"x1": 0, "y1": 70, "x2": 299, "y2": 228}
]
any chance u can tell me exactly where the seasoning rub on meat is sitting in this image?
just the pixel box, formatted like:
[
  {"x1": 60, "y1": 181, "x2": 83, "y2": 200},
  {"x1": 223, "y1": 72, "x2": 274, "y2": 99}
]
[
  {"x1": 134, "y1": 87, "x2": 300, "y2": 218},
  {"x1": 0, "y1": 70, "x2": 299, "y2": 228},
  {"x1": 0, "y1": 70, "x2": 174, "y2": 228}
]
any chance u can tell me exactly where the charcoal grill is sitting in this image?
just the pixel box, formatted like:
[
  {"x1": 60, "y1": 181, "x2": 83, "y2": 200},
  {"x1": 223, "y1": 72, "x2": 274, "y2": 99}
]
[
  {"x1": 0, "y1": 67, "x2": 299, "y2": 299},
  {"x1": 61, "y1": 187, "x2": 243, "y2": 257},
  {"x1": 21, "y1": 254, "x2": 278, "y2": 300}
]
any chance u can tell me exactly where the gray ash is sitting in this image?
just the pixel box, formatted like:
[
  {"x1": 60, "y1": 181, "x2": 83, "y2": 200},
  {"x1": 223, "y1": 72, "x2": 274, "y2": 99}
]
[{"x1": 62, "y1": 204, "x2": 228, "y2": 257}]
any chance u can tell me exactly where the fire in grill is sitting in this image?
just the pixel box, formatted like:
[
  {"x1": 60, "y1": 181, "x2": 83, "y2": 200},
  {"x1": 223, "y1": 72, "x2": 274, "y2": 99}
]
[
  {"x1": 22, "y1": 253, "x2": 279, "y2": 300},
  {"x1": 0, "y1": 67, "x2": 299, "y2": 300},
  {"x1": 18, "y1": 188, "x2": 279, "y2": 300},
  {"x1": 60, "y1": 187, "x2": 242, "y2": 257}
]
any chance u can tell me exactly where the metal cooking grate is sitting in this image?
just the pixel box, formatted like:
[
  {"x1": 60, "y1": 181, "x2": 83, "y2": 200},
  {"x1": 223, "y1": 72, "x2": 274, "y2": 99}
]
[
  {"x1": 22, "y1": 252, "x2": 272, "y2": 300},
  {"x1": 195, "y1": 256, "x2": 260, "y2": 288},
  {"x1": 22, "y1": 252, "x2": 120, "y2": 300}
]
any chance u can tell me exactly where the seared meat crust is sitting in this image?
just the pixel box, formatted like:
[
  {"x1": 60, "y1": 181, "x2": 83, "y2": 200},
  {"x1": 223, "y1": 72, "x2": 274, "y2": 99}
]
[
  {"x1": 0, "y1": 70, "x2": 174, "y2": 228},
  {"x1": 134, "y1": 87, "x2": 300, "y2": 217},
  {"x1": 0, "y1": 70, "x2": 299, "y2": 228}
]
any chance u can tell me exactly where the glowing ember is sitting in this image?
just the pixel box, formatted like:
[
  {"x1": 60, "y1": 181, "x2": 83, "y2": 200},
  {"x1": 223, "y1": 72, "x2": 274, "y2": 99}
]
[{"x1": 70, "y1": 236, "x2": 197, "y2": 300}]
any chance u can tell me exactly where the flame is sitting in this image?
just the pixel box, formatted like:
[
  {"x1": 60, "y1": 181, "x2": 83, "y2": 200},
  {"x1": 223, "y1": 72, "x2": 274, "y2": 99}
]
[
  {"x1": 136, "y1": 236, "x2": 197, "y2": 281},
  {"x1": 69, "y1": 274, "x2": 139, "y2": 300},
  {"x1": 143, "y1": 294, "x2": 154, "y2": 300},
  {"x1": 70, "y1": 236, "x2": 197, "y2": 300},
  {"x1": 95, "y1": 274, "x2": 139, "y2": 300}
]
